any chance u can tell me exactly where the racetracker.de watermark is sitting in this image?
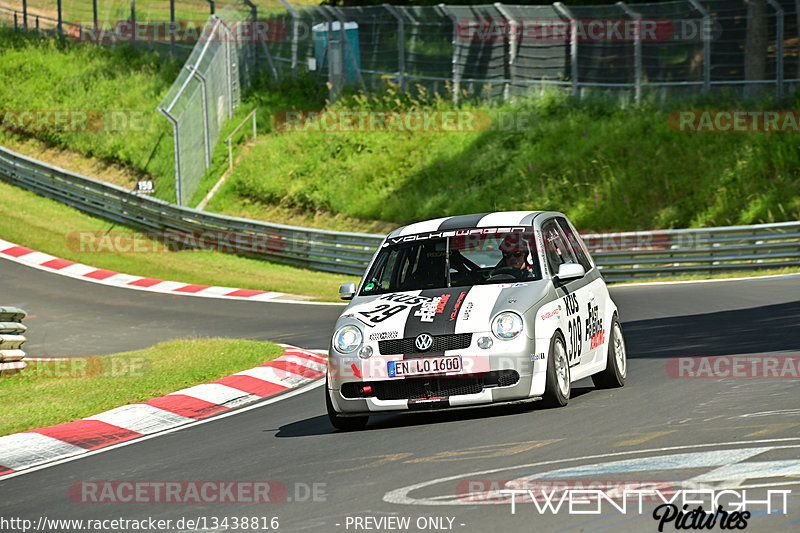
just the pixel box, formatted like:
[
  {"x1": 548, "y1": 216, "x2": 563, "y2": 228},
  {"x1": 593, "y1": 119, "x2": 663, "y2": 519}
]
[
  {"x1": 70, "y1": 20, "x2": 285, "y2": 43},
  {"x1": 66, "y1": 230, "x2": 283, "y2": 255},
  {"x1": 667, "y1": 110, "x2": 800, "y2": 133},
  {"x1": 0, "y1": 110, "x2": 147, "y2": 133},
  {"x1": 69, "y1": 481, "x2": 326, "y2": 504},
  {"x1": 456, "y1": 479, "x2": 675, "y2": 503},
  {"x1": 273, "y1": 110, "x2": 492, "y2": 133},
  {"x1": 666, "y1": 356, "x2": 800, "y2": 378},
  {"x1": 456, "y1": 18, "x2": 720, "y2": 42},
  {"x1": 16, "y1": 356, "x2": 150, "y2": 379}
]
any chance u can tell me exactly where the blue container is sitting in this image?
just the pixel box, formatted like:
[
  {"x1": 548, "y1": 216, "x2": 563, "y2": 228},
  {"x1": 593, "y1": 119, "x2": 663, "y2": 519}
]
[{"x1": 312, "y1": 21, "x2": 361, "y2": 84}]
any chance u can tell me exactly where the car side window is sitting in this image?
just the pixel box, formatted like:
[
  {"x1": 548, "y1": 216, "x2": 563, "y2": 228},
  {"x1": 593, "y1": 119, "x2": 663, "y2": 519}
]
[
  {"x1": 556, "y1": 217, "x2": 592, "y2": 272},
  {"x1": 542, "y1": 220, "x2": 577, "y2": 276}
]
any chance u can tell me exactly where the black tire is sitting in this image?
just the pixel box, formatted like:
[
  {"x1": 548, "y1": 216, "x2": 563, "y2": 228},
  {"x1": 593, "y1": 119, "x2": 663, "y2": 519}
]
[
  {"x1": 325, "y1": 382, "x2": 369, "y2": 431},
  {"x1": 591, "y1": 316, "x2": 627, "y2": 389},
  {"x1": 541, "y1": 332, "x2": 570, "y2": 408}
]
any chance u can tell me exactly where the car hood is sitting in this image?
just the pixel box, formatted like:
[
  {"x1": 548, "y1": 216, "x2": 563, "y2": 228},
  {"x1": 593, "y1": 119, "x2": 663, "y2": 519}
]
[{"x1": 338, "y1": 281, "x2": 551, "y2": 341}]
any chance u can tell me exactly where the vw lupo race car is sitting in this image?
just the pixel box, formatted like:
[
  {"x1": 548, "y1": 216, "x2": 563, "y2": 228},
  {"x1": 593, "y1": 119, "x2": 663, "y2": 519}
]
[{"x1": 326, "y1": 211, "x2": 627, "y2": 430}]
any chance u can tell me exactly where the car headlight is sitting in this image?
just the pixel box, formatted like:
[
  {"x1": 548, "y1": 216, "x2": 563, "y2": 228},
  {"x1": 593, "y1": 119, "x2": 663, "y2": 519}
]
[
  {"x1": 492, "y1": 312, "x2": 523, "y2": 340},
  {"x1": 333, "y1": 325, "x2": 363, "y2": 353}
]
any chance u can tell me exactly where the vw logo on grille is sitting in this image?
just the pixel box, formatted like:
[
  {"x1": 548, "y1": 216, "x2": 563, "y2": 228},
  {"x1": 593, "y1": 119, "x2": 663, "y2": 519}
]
[{"x1": 415, "y1": 333, "x2": 433, "y2": 351}]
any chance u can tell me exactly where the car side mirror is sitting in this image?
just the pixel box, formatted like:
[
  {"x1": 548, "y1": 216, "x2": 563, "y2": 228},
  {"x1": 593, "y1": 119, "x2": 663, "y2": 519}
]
[
  {"x1": 555, "y1": 263, "x2": 585, "y2": 283},
  {"x1": 339, "y1": 282, "x2": 357, "y2": 301}
]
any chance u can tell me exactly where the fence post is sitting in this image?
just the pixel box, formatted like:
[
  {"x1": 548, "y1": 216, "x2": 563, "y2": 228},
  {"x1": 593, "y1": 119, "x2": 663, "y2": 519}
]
[
  {"x1": 168, "y1": 0, "x2": 175, "y2": 57},
  {"x1": 219, "y1": 20, "x2": 234, "y2": 118},
  {"x1": 438, "y1": 4, "x2": 460, "y2": 105},
  {"x1": 130, "y1": 0, "x2": 136, "y2": 50},
  {"x1": 314, "y1": 6, "x2": 340, "y2": 100},
  {"x1": 765, "y1": 0, "x2": 784, "y2": 100},
  {"x1": 688, "y1": 0, "x2": 710, "y2": 93},
  {"x1": 93, "y1": 0, "x2": 98, "y2": 30},
  {"x1": 326, "y1": 5, "x2": 367, "y2": 92},
  {"x1": 495, "y1": 3, "x2": 517, "y2": 102},
  {"x1": 554, "y1": 2, "x2": 578, "y2": 99},
  {"x1": 158, "y1": 108, "x2": 182, "y2": 206},
  {"x1": 22, "y1": 0, "x2": 27, "y2": 30},
  {"x1": 206, "y1": 1, "x2": 215, "y2": 15},
  {"x1": 617, "y1": 2, "x2": 642, "y2": 104},
  {"x1": 384, "y1": 4, "x2": 406, "y2": 92},
  {"x1": 57, "y1": 0, "x2": 62, "y2": 35},
  {"x1": 193, "y1": 69, "x2": 213, "y2": 170},
  {"x1": 278, "y1": 0, "x2": 300, "y2": 78}
]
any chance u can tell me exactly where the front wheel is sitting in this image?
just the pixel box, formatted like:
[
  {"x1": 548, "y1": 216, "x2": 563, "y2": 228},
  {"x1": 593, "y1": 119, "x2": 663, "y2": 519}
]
[
  {"x1": 541, "y1": 332, "x2": 570, "y2": 408},
  {"x1": 591, "y1": 316, "x2": 626, "y2": 389},
  {"x1": 325, "y1": 382, "x2": 369, "y2": 431}
]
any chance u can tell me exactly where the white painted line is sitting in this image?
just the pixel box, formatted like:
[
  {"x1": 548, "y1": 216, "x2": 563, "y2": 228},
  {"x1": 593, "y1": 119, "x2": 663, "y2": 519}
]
[
  {"x1": 611, "y1": 272, "x2": 800, "y2": 288},
  {"x1": 59, "y1": 263, "x2": 97, "y2": 276},
  {"x1": 690, "y1": 460, "x2": 800, "y2": 482},
  {"x1": 0, "y1": 433, "x2": 85, "y2": 470},
  {"x1": 0, "y1": 379, "x2": 325, "y2": 480},
  {"x1": 382, "y1": 438, "x2": 800, "y2": 506},
  {"x1": 86, "y1": 404, "x2": 193, "y2": 435}
]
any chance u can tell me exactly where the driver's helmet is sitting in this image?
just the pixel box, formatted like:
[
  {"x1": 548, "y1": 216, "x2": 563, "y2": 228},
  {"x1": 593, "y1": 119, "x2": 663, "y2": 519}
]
[{"x1": 498, "y1": 233, "x2": 533, "y2": 272}]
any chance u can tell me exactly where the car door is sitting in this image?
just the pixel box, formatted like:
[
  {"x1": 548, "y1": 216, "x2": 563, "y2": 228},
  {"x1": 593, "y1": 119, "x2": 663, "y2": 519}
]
[{"x1": 541, "y1": 218, "x2": 594, "y2": 367}]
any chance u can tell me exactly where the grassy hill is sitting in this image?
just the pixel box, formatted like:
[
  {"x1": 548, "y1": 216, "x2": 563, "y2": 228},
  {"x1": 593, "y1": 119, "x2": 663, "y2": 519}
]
[{"x1": 1, "y1": 27, "x2": 798, "y2": 233}]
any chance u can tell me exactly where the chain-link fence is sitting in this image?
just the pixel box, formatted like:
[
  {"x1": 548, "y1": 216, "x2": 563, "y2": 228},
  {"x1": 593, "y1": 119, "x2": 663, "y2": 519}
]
[
  {"x1": 263, "y1": 0, "x2": 799, "y2": 103},
  {"x1": 156, "y1": 9, "x2": 257, "y2": 206}
]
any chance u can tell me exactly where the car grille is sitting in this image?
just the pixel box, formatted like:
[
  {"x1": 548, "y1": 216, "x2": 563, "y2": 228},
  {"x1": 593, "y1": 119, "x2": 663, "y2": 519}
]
[
  {"x1": 378, "y1": 333, "x2": 472, "y2": 355},
  {"x1": 340, "y1": 370, "x2": 520, "y2": 401}
]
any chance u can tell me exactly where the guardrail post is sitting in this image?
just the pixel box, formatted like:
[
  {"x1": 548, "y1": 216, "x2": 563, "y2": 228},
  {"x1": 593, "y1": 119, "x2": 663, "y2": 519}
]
[
  {"x1": 765, "y1": 0, "x2": 784, "y2": 100},
  {"x1": 384, "y1": 4, "x2": 406, "y2": 92},
  {"x1": 438, "y1": 4, "x2": 460, "y2": 105},
  {"x1": 688, "y1": 0, "x2": 711, "y2": 93},
  {"x1": 554, "y1": 2, "x2": 578, "y2": 99},
  {"x1": 617, "y1": 2, "x2": 642, "y2": 104}
]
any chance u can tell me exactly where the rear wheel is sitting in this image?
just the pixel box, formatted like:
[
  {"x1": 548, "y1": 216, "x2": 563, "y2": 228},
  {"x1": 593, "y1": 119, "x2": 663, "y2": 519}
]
[
  {"x1": 325, "y1": 382, "x2": 369, "y2": 431},
  {"x1": 591, "y1": 316, "x2": 626, "y2": 389},
  {"x1": 541, "y1": 332, "x2": 570, "y2": 407}
]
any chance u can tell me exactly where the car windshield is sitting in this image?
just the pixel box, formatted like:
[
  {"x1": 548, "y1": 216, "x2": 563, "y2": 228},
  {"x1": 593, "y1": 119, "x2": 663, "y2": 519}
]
[{"x1": 360, "y1": 230, "x2": 542, "y2": 295}]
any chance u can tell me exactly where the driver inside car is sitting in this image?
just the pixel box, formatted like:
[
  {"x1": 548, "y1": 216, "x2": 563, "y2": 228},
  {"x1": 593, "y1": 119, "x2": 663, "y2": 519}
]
[{"x1": 490, "y1": 234, "x2": 535, "y2": 280}]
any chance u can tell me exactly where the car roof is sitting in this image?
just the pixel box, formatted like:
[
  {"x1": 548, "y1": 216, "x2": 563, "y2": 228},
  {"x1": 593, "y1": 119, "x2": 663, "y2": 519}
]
[{"x1": 386, "y1": 211, "x2": 554, "y2": 239}]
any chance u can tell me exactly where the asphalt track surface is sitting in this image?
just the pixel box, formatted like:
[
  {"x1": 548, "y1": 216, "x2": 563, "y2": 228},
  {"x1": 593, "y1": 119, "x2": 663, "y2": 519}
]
[{"x1": 1, "y1": 259, "x2": 799, "y2": 533}]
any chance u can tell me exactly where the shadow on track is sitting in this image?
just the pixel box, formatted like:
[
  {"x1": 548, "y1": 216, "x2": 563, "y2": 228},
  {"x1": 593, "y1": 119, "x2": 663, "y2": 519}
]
[
  {"x1": 275, "y1": 387, "x2": 594, "y2": 437},
  {"x1": 623, "y1": 300, "x2": 800, "y2": 359}
]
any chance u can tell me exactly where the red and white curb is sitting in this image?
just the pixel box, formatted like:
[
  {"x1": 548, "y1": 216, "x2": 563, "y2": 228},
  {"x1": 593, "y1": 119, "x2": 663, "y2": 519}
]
[
  {"x1": 0, "y1": 345, "x2": 326, "y2": 476},
  {"x1": 0, "y1": 238, "x2": 337, "y2": 304}
]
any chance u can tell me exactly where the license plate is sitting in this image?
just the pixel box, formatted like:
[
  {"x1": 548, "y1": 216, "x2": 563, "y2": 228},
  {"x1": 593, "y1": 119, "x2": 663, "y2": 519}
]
[{"x1": 388, "y1": 356, "x2": 462, "y2": 377}]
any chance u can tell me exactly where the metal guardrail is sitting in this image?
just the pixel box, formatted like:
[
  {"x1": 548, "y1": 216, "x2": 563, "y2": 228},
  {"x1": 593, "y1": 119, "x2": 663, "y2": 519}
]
[
  {"x1": 1, "y1": 145, "x2": 798, "y2": 282},
  {"x1": 0, "y1": 306, "x2": 27, "y2": 376},
  {"x1": 0, "y1": 145, "x2": 382, "y2": 276}
]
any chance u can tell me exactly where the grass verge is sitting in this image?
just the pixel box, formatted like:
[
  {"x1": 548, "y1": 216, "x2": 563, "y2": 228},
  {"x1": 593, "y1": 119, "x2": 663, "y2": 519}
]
[
  {"x1": 0, "y1": 338, "x2": 285, "y2": 436},
  {"x1": 0, "y1": 179, "x2": 356, "y2": 301}
]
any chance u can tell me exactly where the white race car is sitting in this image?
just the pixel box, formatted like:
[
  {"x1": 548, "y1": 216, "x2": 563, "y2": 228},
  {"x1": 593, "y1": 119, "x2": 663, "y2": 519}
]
[{"x1": 326, "y1": 211, "x2": 626, "y2": 430}]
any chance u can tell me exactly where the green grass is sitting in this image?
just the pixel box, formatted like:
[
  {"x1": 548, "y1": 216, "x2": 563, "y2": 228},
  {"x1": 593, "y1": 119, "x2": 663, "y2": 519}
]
[
  {"x1": 0, "y1": 179, "x2": 355, "y2": 301},
  {"x1": 0, "y1": 338, "x2": 285, "y2": 436},
  {"x1": 0, "y1": 26, "x2": 180, "y2": 199}
]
